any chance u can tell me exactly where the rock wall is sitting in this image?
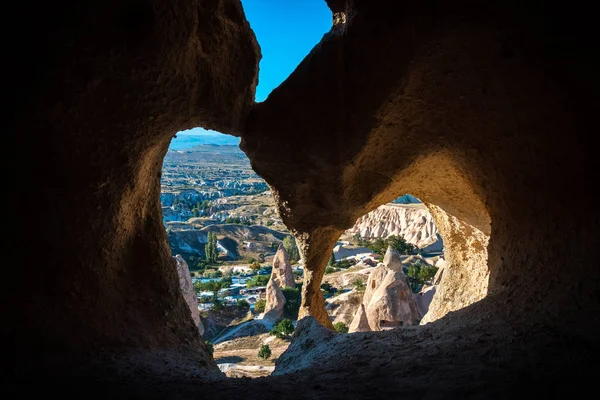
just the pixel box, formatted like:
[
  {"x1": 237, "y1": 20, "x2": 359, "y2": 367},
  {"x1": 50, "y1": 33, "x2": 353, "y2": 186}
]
[
  {"x1": 12, "y1": 0, "x2": 259, "y2": 378},
  {"x1": 421, "y1": 204, "x2": 490, "y2": 324},
  {"x1": 345, "y1": 203, "x2": 441, "y2": 249},
  {"x1": 174, "y1": 255, "x2": 204, "y2": 335}
]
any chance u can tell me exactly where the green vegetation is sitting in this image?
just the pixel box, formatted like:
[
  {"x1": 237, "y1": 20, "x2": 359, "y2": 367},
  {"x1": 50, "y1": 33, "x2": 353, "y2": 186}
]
[
  {"x1": 270, "y1": 318, "x2": 295, "y2": 339},
  {"x1": 354, "y1": 234, "x2": 416, "y2": 255},
  {"x1": 246, "y1": 275, "x2": 269, "y2": 288},
  {"x1": 258, "y1": 344, "x2": 272, "y2": 360},
  {"x1": 237, "y1": 299, "x2": 250, "y2": 309},
  {"x1": 205, "y1": 232, "x2": 218, "y2": 263},
  {"x1": 325, "y1": 266, "x2": 336, "y2": 274},
  {"x1": 223, "y1": 216, "x2": 254, "y2": 225},
  {"x1": 333, "y1": 321, "x2": 349, "y2": 334},
  {"x1": 283, "y1": 235, "x2": 300, "y2": 263},
  {"x1": 254, "y1": 299, "x2": 266, "y2": 313},
  {"x1": 192, "y1": 200, "x2": 212, "y2": 217},
  {"x1": 407, "y1": 262, "x2": 438, "y2": 293},
  {"x1": 333, "y1": 258, "x2": 355, "y2": 269},
  {"x1": 327, "y1": 252, "x2": 336, "y2": 266},
  {"x1": 205, "y1": 340, "x2": 214, "y2": 356},
  {"x1": 193, "y1": 277, "x2": 231, "y2": 300},
  {"x1": 281, "y1": 287, "x2": 301, "y2": 319},
  {"x1": 353, "y1": 279, "x2": 366, "y2": 293}
]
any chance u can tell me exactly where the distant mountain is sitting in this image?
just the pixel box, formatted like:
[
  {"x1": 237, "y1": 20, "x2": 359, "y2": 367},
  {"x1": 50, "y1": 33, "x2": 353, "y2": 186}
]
[{"x1": 169, "y1": 133, "x2": 240, "y2": 150}]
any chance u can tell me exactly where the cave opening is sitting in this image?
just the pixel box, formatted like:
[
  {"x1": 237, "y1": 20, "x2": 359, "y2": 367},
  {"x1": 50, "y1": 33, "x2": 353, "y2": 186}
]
[{"x1": 323, "y1": 194, "x2": 465, "y2": 332}]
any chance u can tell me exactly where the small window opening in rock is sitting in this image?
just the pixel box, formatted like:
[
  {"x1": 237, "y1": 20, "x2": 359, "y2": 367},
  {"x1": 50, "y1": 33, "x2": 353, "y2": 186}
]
[
  {"x1": 162, "y1": 128, "x2": 301, "y2": 378},
  {"x1": 324, "y1": 194, "x2": 450, "y2": 333}
]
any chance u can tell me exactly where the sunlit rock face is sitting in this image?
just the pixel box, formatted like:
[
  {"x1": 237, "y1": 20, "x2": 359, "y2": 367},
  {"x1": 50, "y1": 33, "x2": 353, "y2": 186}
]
[
  {"x1": 263, "y1": 277, "x2": 286, "y2": 322},
  {"x1": 349, "y1": 248, "x2": 421, "y2": 331},
  {"x1": 271, "y1": 244, "x2": 295, "y2": 288},
  {"x1": 345, "y1": 203, "x2": 442, "y2": 250}
]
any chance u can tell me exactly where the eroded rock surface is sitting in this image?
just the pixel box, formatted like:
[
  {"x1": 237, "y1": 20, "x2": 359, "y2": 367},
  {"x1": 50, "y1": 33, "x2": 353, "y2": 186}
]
[
  {"x1": 263, "y1": 277, "x2": 286, "y2": 322},
  {"x1": 174, "y1": 255, "x2": 204, "y2": 335},
  {"x1": 350, "y1": 248, "x2": 421, "y2": 331},
  {"x1": 271, "y1": 244, "x2": 295, "y2": 288},
  {"x1": 421, "y1": 204, "x2": 490, "y2": 324}
]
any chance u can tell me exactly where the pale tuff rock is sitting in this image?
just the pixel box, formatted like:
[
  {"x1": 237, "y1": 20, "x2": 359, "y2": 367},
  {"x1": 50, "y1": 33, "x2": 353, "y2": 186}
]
[
  {"x1": 174, "y1": 255, "x2": 204, "y2": 335},
  {"x1": 415, "y1": 285, "x2": 437, "y2": 317},
  {"x1": 350, "y1": 247, "x2": 421, "y2": 331},
  {"x1": 348, "y1": 304, "x2": 370, "y2": 332},
  {"x1": 420, "y1": 204, "x2": 489, "y2": 324},
  {"x1": 263, "y1": 277, "x2": 286, "y2": 322},
  {"x1": 345, "y1": 203, "x2": 443, "y2": 250},
  {"x1": 272, "y1": 244, "x2": 295, "y2": 288}
]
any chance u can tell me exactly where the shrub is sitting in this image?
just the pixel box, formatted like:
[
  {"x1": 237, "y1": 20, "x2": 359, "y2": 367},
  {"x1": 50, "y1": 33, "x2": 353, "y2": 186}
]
[
  {"x1": 205, "y1": 340, "x2": 214, "y2": 356},
  {"x1": 333, "y1": 322, "x2": 349, "y2": 334},
  {"x1": 281, "y1": 287, "x2": 301, "y2": 319},
  {"x1": 283, "y1": 235, "x2": 300, "y2": 263},
  {"x1": 325, "y1": 266, "x2": 336, "y2": 274},
  {"x1": 237, "y1": 299, "x2": 250, "y2": 309},
  {"x1": 270, "y1": 318, "x2": 294, "y2": 339},
  {"x1": 353, "y1": 279, "x2": 366, "y2": 293},
  {"x1": 258, "y1": 344, "x2": 271, "y2": 360},
  {"x1": 254, "y1": 299, "x2": 266, "y2": 313},
  {"x1": 247, "y1": 275, "x2": 269, "y2": 288}
]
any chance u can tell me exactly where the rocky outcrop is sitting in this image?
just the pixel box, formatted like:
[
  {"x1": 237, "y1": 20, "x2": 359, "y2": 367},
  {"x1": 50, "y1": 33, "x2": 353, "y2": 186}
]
[
  {"x1": 174, "y1": 255, "x2": 204, "y2": 335},
  {"x1": 263, "y1": 278, "x2": 286, "y2": 322},
  {"x1": 344, "y1": 203, "x2": 442, "y2": 250},
  {"x1": 325, "y1": 289, "x2": 363, "y2": 325},
  {"x1": 271, "y1": 244, "x2": 295, "y2": 288},
  {"x1": 350, "y1": 247, "x2": 421, "y2": 331},
  {"x1": 348, "y1": 304, "x2": 370, "y2": 333},
  {"x1": 420, "y1": 205, "x2": 490, "y2": 324},
  {"x1": 415, "y1": 285, "x2": 437, "y2": 317}
]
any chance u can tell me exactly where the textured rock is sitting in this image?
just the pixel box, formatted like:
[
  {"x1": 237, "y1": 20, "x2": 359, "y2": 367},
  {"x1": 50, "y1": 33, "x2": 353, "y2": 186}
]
[
  {"x1": 345, "y1": 203, "x2": 442, "y2": 249},
  {"x1": 174, "y1": 255, "x2": 204, "y2": 336},
  {"x1": 421, "y1": 205, "x2": 490, "y2": 324},
  {"x1": 11, "y1": 0, "x2": 600, "y2": 396},
  {"x1": 348, "y1": 304, "x2": 370, "y2": 333},
  {"x1": 415, "y1": 285, "x2": 437, "y2": 317},
  {"x1": 263, "y1": 277, "x2": 286, "y2": 322},
  {"x1": 325, "y1": 289, "x2": 363, "y2": 325},
  {"x1": 351, "y1": 248, "x2": 422, "y2": 330},
  {"x1": 13, "y1": 0, "x2": 259, "y2": 378},
  {"x1": 271, "y1": 244, "x2": 295, "y2": 288}
]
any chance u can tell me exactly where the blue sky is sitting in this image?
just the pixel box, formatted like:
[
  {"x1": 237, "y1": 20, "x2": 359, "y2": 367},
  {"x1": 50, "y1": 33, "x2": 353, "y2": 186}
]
[{"x1": 181, "y1": 0, "x2": 331, "y2": 136}]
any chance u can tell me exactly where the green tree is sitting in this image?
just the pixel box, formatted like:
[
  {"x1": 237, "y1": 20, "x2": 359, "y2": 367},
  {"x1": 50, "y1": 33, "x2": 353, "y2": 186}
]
[
  {"x1": 258, "y1": 344, "x2": 271, "y2": 360},
  {"x1": 270, "y1": 319, "x2": 295, "y2": 339},
  {"x1": 283, "y1": 235, "x2": 300, "y2": 263},
  {"x1": 205, "y1": 232, "x2": 218, "y2": 263},
  {"x1": 281, "y1": 287, "x2": 301, "y2": 319},
  {"x1": 246, "y1": 275, "x2": 269, "y2": 288},
  {"x1": 327, "y1": 252, "x2": 336, "y2": 267},
  {"x1": 333, "y1": 321, "x2": 349, "y2": 334},
  {"x1": 254, "y1": 299, "x2": 266, "y2": 313},
  {"x1": 237, "y1": 299, "x2": 250, "y2": 309}
]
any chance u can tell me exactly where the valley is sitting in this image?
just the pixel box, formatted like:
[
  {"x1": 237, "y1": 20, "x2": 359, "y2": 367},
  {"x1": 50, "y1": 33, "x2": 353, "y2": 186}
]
[{"x1": 162, "y1": 136, "x2": 447, "y2": 378}]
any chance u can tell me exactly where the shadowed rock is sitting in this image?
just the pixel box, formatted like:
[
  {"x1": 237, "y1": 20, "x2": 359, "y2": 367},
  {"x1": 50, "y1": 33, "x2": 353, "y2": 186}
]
[
  {"x1": 174, "y1": 255, "x2": 204, "y2": 336},
  {"x1": 263, "y1": 277, "x2": 286, "y2": 322}
]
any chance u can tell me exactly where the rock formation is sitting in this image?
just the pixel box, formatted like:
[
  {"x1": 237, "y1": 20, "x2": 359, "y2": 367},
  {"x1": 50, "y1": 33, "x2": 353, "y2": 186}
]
[
  {"x1": 348, "y1": 304, "x2": 370, "y2": 333},
  {"x1": 415, "y1": 285, "x2": 437, "y2": 317},
  {"x1": 262, "y1": 277, "x2": 286, "y2": 322},
  {"x1": 271, "y1": 244, "x2": 295, "y2": 288},
  {"x1": 174, "y1": 255, "x2": 204, "y2": 336},
  {"x1": 11, "y1": 0, "x2": 600, "y2": 397},
  {"x1": 350, "y1": 247, "x2": 422, "y2": 331},
  {"x1": 345, "y1": 203, "x2": 442, "y2": 250},
  {"x1": 420, "y1": 205, "x2": 490, "y2": 324}
]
